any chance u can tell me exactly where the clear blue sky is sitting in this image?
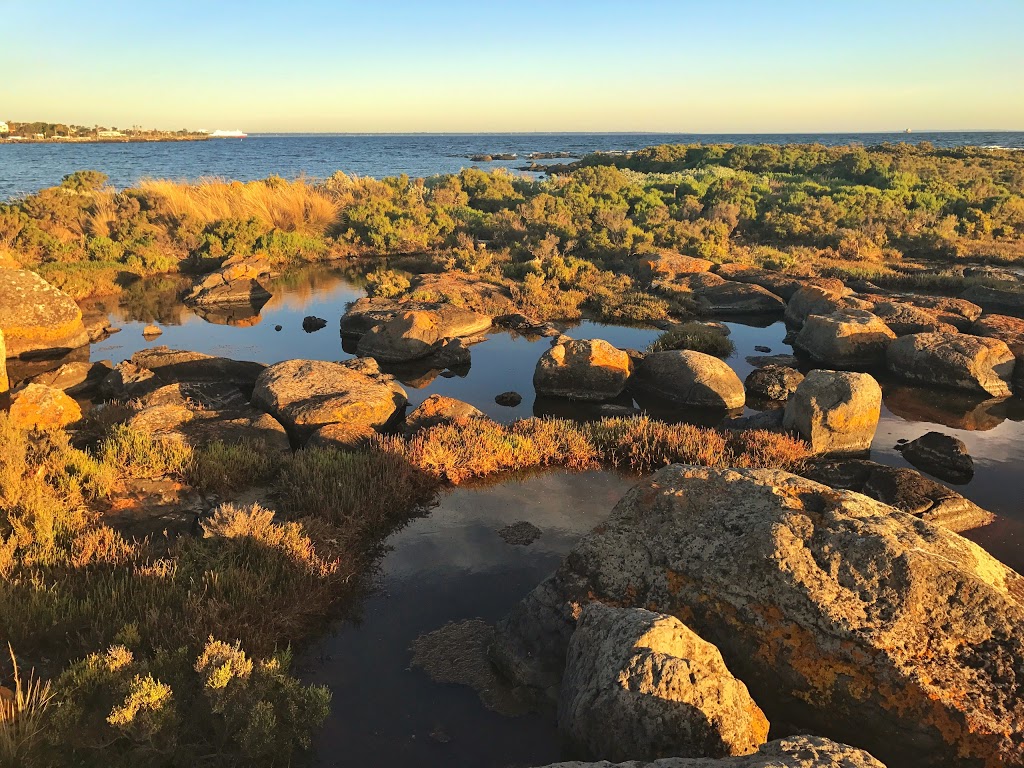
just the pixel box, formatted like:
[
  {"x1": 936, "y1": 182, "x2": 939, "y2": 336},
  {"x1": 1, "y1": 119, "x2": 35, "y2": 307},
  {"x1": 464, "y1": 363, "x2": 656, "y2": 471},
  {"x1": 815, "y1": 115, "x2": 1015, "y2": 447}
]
[{"x1": 2, "y1": 0, "x2": 1021, "y2": 132}]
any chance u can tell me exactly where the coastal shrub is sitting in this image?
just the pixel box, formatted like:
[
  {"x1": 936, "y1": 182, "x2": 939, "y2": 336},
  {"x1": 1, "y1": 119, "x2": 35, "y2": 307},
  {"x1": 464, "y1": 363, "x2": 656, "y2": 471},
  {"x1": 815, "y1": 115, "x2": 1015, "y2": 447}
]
[
  {"x1": 98, "y1": 424, "x2": 194, "y2": 479},
  {"x1": 364, "y1": 267, "x2": 411, "y2": 298},
  {"x1": 648, "y1": 322, "x2": 736, "y2": 357}
]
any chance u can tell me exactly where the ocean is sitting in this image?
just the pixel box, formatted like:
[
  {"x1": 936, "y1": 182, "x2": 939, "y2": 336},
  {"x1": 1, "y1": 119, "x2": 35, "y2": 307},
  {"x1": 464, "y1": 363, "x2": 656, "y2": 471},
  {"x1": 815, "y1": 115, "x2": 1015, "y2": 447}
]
[{"x1": 1, "y1": 131, "x2": 1022, "y2": 200}]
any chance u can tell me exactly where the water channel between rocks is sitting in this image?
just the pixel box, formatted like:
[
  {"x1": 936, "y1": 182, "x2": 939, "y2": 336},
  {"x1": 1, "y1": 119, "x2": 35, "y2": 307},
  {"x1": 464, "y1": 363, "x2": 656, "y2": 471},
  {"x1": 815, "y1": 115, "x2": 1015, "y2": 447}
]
[{"x1": 67, "y1": 265, "x2": 1024, "y2": 766}]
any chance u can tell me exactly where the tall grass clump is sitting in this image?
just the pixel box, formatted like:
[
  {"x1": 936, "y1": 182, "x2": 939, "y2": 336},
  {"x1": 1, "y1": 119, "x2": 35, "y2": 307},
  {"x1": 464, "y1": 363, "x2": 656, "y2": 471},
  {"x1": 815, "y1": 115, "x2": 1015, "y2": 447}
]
[
  {"x1": 98, "y1": 424, "x2": 194, "y2": 479},
  {"x1": 188, "y1": 440, "x2": 280, "y2": 496},
  {"x1": 647, "y1": 322, "x2": 736, "y2": 358},
  {"x1": 1, "y1": 646, "x2": 53, "y2": 768}
]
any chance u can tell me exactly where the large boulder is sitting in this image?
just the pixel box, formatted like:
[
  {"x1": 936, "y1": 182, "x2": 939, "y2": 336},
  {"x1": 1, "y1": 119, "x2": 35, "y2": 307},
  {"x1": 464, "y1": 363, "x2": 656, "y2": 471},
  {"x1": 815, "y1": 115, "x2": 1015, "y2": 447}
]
[
  {"x1": 184, "y1": 256, "x2": 272, "y2": 307},
  {"x1": 405, "y1": 271, "x2": 516, "y2": 317},
  {"x1": 971, "y1": 313, "x2": 1024, "y2": 391},
  {"x1": 784, "y1": 285, "x2": 870, "y2": 328},
  {"x1": 25, "y1": 360, "x2": 112, "y2": 396},
  {"x1": 534, "y1": 736, "x2": 886, "y2": 768},
  {"x1": 356, "y1": 308, "x2": 490, "y2": 363},
  {"x1": 743, "y1": 365, "x2": 803, "y2": 403},
  {"x1": 782, "y1": 370, "x2": 881, "y2": 455},
  {"x1": 405, "y1": 394, "x2": 485, "y2": 432},
  {"x1": 492, "y1": 465, "x2": 1024, "y2": 768},
  {"x1": 902, "y1": 295, "x2": 981, "y2": 331},
  {"x1": 899, "y1": 431, "x2": 974, "y2": 484},
  {"x1": 630, "y1": 351, "x2": 745, "y2": 410},
  {"x1": 793, "y1": 310, "x2": 895, "y2": 368},
  {"x1": 534, "y1": 339, "x2": 631, "y2": 401},
  {"x1": 694, "y1": 282, "x2": 785, "y2": 315},
  {"x1": 0, "y1": 268, "x2": 89, "y2": 358},
  {"x1": 127, "y1": 382, "x2": 291, "y2": 451},
  {"x1": 801, "y1": 460, "x2": 993, "y2": 532},
  {"x1": 560, "y1": 604, "x2": 769, "y2": 761},
  {"x1": 886, "y1": 332, "x2": 1016, "y2": 397},
  {"x1": 869, "y1": 300, "x2": 957, "y2": 336},
  {"x1": 130, "y1": 347, "x2": 266, "y2": 392},
  {"x1": 960, "y1": 284, "x2": 1024, "y2": 315},
  {"x1": 343, "y1": 298, "x2": 491, "y2": 338},
  {"x1": 9, "y1": 383, "x2": 82, "y2": 430},
  {"x1": 251, "y1": 359, "x2": 407, "y2": 443}
]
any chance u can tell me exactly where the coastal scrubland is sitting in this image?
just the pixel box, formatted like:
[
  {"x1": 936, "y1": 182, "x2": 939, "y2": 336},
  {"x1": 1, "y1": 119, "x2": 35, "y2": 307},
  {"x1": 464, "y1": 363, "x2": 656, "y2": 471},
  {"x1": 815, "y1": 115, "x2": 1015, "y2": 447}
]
[{"x1": 1, "y1": 142, "x2": 1022, "y2": 313}]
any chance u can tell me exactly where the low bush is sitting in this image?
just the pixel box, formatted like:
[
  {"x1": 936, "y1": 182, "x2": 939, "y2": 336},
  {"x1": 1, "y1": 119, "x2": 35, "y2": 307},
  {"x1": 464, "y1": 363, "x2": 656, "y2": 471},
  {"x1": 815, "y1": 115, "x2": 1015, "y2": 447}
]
[{"x1": 647, "y1": 322, "x2": 736, "y2": 357}]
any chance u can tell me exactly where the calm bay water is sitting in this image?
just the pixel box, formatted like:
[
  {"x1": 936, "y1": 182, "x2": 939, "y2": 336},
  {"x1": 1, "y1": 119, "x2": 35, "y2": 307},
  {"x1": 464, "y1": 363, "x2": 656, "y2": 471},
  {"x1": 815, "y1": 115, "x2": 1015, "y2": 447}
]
[{"x1": 2, "y1": 131, "x2": 1023, "y2": 200}]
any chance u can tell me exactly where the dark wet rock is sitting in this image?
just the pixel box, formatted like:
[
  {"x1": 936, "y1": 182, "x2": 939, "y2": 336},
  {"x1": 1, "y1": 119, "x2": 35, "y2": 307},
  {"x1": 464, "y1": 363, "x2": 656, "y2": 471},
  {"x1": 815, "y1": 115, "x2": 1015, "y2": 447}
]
[
  {"x1": 721, "y1": 408, "x2": 786, "y2": 433},
  {"x1": 492, "y1": 465, "x2": 1024, "y2": 768},
  {"x1": 870, "y1": 300, "x2": 957, "y2": 336},
  {"x1": 0, "y1": 268, "x2": 89, "y2": 358},
  {"x1": 26, "y1": 360, "x2": 112, "y2": 395},
  {"x1": 127, "y1": 382, "x2": 291, "y2": 452},
  {"x1": 694, "y1": 281, "x2": 786, "y2": 315},
  {"x1": 274, "y1": 324, "x2": 282, "y2": 331},
  {"x1": 101, "y1": 360, "x2": 160, "y2": 400},
  {"x1": 535, "y1": 736, "x2": 887, "y2": 767},
  {"x1": 745, "y1": 353, "x2": 800, "y2": 369},
  {"x1": 534, "y1": 339, "x2": 632, "y2": 401},
  {"x1": 598, "y1": 403, "x2": 643, "y2": 418},
  {"x1": 302, "y1": 315, "x2": 327, "y2": 333},
  {"x1": 559, "y1": 604, "x2": 769, "y2": 761},
  {"x1": 251, "y1": 359, "x2": 407, "y2": 443},
  {"x1": 782, "y1": 370, "x2": 881, "y2": 455},
  {"x1": 898, "y1": 432, "x2": 974, "y2": 484},
  {"x1": 744, "y1": 365, "x2": 803, "y2": 402},
  {"x1": 495, "y1": 391, "x2": 523, "y2": 407},
  {"x1": 406, "y1": 394, "x2": 485, "y2": 432},
  {"x1": 802, "y1": 460, "x2": 993, "y2": 532},
  {"x1": 184, "y1": 256, "x2": 272, "y2": 307},
  {"x1": 9, "y1": 383, "x2": 82, "y2": 430},
  {"x1": 499, "y1": 521, "x2": 542, "y2": 546},
  {"x1": 130, "y1": 347, "x2": 266, "y2": 392},
  {"x1": 754, "y1": 345, "x2": 771, "y2": 353},
  {"x1": 794, "y1": 310, "x2": 895, "y2": 368},
  {"x1": 886, "y1": 332, "x2": 1016, "y2": 397},
  {"x1": 630, "y1": 350, "x2": 745, "y2": 410},
  {"x1": 960, "y1": 284, "x2": 1024, "y2": 315}
]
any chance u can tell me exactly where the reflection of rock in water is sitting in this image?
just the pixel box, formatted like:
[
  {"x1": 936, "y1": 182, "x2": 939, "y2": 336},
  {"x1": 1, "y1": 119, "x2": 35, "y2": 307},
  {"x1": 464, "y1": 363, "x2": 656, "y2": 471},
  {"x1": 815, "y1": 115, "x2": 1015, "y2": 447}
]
[
  {"x1": 190, "y1": 304, "x2": 264, "y2": 327},
  {"x1": 628, "y1": 389, "x2": 742, "y2": 428},
  {"x1": 381, "y1": 361, "x2": 471, "y2": 389},
  {"x1": 410, "y1": 619, "x2": 540, "y2": 717},
  {"x1": 115, "y1": 274, "x2": 192, "y2": 325},
  {"x1": 883, "y1": 383, "x2": 1010, "y2": 431},
  {"x1": 532, "y1": 392, "x2": 637, "y2": 422},
  {"x1": 498, "y1": 521, "x2": 542, "y2": 546}
]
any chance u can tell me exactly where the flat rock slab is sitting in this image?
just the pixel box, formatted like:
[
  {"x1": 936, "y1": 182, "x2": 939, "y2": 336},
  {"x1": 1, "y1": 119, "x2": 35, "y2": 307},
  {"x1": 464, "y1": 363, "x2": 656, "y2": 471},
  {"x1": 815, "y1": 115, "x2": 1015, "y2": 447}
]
[{"x1": 131, "y1": 346, "x2": 266, "y2": 392}]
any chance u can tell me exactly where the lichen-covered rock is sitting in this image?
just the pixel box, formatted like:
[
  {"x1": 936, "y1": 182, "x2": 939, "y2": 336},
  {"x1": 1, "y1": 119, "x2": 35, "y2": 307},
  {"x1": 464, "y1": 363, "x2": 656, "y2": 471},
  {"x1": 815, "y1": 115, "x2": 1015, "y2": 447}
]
[
  {"x1": 899, "y1": 431, "x2": 974, "y2": 484},
  {"x1": 971, "y1": 313, "x2": 1024, "y2": 391},
  {"x1": 782, "y1": 370, "x2": 881, "y2": 455},
  {"x1": 130, "y1": 347, "x2": 266, "y2": 392},
  {"x1": 560, "y1": 604, "x2": 769, "y2": 761},
  {"x1": 356, "y1": 308, "x2": 490, "y2": 363},
  {"x1": 406, "y1": 394, "x2": 485, "y2": 432},
  {"x1": 492, "y1": 465, "x2": 1024, "y2": 768},
  {"x1": 534, "y1": 339, "x2": 632, "y2": 401},
  {"x1": 534, "y1": 736, "x2": 886, "y2": 767},
  {"x1": 694, "y1": 282, "x2": 786, "y2": 315},
  {"x1": 794, "y1": 310, "x2": 895, "y2": 368},
  {"x1": 630, "y1": 351, "x2": 744, "y2": 410},
  {"x1": 9, "y1": 383, "x2": 82, "y2": 430},
  {"x1": 184, "y1": 256, "x2": 272, "y2": 307},
  {"x1": 0, "y1": 268, "x2": 89, "y2": 358},
  {"x1": 869, "y1": 301, "x2": 957, "y2": 336},
  {"x1": 784, "y1": 285, "x2": 870, "y2": 328},
  {"x1": 251, "y1": 359, "x2": 407, "y2": 443},
  {"x1": 743, "y1": 365, "x2": 803, "y2": 402},
  {"x1": 886, "y1": 332, "x2": 1015, "y2": 397}
]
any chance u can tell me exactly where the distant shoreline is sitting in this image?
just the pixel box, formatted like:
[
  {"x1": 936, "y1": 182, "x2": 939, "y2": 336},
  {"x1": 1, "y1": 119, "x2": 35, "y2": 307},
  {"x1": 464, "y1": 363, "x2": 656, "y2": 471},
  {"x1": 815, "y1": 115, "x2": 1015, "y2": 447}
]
[{"x1": 0, "y1": 134, "x2": 210, "y2": 145}]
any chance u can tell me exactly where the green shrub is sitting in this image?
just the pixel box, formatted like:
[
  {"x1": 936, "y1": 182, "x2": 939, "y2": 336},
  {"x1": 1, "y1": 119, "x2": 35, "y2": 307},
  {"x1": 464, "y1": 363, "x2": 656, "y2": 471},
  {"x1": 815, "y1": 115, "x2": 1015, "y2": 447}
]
[{"x1": 647, "y1": 322, "x2": 736, "y2": 357}]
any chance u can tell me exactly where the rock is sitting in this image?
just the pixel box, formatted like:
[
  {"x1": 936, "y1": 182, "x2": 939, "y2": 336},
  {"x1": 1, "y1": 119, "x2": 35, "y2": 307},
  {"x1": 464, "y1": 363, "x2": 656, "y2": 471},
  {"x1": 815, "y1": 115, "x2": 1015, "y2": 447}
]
[
  {"x1": 713, "y1": 265, "x2": 815, "y2": 301},
  {"x1": 9, "y1": 383, "x2": 82, "y2": 430},
  {"x1": 638, "y1": 252, "x2": 714, "y2": 281},
  {"x1": 754, "y1": 345, "x2": 771, "y2": 353},
  {"x1": 492, "y1": 465, "x2": 1024, "y2": 768},
  {"x1": 251, "y1": 359, "x2": 407, "y2": 443},
  {"x1": 100, "y1": 361, "x2": 160, "y2": 400},
  {"x1": 26, "y1": 360, "x2": 112, "y2": 395},
  {"x1": 694, "y1": 282, "x2": 786, "y2": 315},
  {"x1": 306, "y1": 422, "x2": 377, "y2": 449},
  {"x1": 127, "y1": 382, "x2": 291, "y2": 451},
  {"x1": 532, "y1": 736, "x2": 886, "y2": 767},
  {"x1": 902, "y1": 295, "x2": 981, "y2": 330},
  {"x1": 971, "y1": 313, "x2": 1024, "y2": 391},
  {"x1": 744, "y1": 365, "x2": 803, "y2": 402},
  {"x1": 784, "y1": 284, "x2": 870, "y2": 328},
  {"x1": 960, "y1": 284, "x2": 1024, "y2": 314},
  {"x1": 745, "y1": 354, "x2": 800, "y2": 369},
  {"x1": 184, "y1": 256, "x2": 272, "y2": 307},
  {"x1": 782, "y1": 370, "x2": 881, "y2": 455},
  {"x1": 886, "y1": 332, "x2": 1016, "y2": 397},
  {"x1": 356, "y1": 309, "x2": 488, "y2": 363},
  {"x1": 721, "y1": 409, "x2": 785, "y2": 433},
  {"x1": 142, "y1": 324, "x2": 162, "y2": 338},
  {"x1": 793, "y1": 310, "x2": 895, "y2": 368},
  {"x1": 84, "y1": 315, "x2": 119, "y2": 343},
  {"x1": 534, "y1": 339, "x2": 632, "y2": 401},
  {"x1": 802, "y1": 460, "x2": 994, "y2": 532},
  {"x1": 630, "y1": 351, "x2": 745, "y2": 410},
  {"x1": 499, "y1": 521, "x2": 542, "y2": 546},
  {"x1": 0, "y1": 268, "x2": 89, "y2": 358},
  {"x1": 130, "y1": 347, "x2": 266, "y2": 393},
  {"x1": 406, "y1": 394, "x2": 485, "y2": 432},
  {"x1": 495, "y1": 391, "x2": 523, "y2": 407},
  {"x1": 899, "y1": 431, "x2": 974, "y2": 483},
  {"x1": 274, "y1": 324, "x2": 282, "y2": 332},
  {"x1": 430, "y1": 337, "x2": 472, "y2": 369},
  {"x1": 0, "y1": 329, "x2": 7, "y2": 397},
  {"x1": 302, "y1": 315, "x2": 327, "y2": 333},
  {"x1": 406, "y1": 271, "x2": 516, "y2": 317},
  {"x1": 869, "y1": 301, "x2": 957, "y2": 336},
  {"x1": 672, "y1": 272, "x2": 727, "y2": 292},
  {"x1": 559, "y1": 604, "x2": 769, "y2": 761}
]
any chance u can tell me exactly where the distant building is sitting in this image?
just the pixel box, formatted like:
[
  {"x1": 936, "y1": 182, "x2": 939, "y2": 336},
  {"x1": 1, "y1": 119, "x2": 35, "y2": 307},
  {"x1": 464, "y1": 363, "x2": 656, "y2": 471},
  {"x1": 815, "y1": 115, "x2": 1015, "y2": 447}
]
[
  {"x1": 0, "y1": 122, "x2": 8, "y2": 134},
  {"x1": 97, "y1": 129, "x2": 124, "y2": 138}
]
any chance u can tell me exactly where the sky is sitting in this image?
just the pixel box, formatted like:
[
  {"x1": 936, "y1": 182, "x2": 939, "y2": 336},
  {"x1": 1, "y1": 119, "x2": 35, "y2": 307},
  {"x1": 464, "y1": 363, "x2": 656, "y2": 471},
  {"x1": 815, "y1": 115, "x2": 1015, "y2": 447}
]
[{"x1": 2, "y1": 0, "x2": 1022, "y2": 133}]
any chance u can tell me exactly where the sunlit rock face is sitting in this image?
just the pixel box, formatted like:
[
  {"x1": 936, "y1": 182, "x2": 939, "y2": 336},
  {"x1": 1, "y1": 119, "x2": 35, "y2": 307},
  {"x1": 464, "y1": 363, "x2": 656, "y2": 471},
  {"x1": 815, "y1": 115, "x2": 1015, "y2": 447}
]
[
  {"x1": 534, "y1": 338, "x2": 632, "y2": 402},
  {"x1": 492, "y1": 465, "x2": 1024, "y2": 768},
  {"x1": 0, "y1": 268, "x2": 89, "y2": 358},
  {"x1": 886, "y1": 332, "x2": 1016, "y2": 397},
  {"x1": 782, "y1": 370, "x2": 881, "y2": 455}
]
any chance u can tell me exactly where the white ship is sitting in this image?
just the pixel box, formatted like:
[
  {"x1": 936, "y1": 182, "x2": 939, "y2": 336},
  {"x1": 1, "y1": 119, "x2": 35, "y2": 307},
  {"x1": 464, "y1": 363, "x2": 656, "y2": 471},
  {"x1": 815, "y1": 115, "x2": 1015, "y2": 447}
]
[{"x1": 209, "y1": 129, "x2": 248, "y2": 139}]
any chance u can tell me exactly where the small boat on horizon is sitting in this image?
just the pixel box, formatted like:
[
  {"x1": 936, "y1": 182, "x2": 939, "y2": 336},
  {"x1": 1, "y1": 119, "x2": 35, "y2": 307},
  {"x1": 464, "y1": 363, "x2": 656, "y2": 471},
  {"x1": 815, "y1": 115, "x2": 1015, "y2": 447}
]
[{"x1": 209, "y1": 129, "x2": 248, "y2": 139}]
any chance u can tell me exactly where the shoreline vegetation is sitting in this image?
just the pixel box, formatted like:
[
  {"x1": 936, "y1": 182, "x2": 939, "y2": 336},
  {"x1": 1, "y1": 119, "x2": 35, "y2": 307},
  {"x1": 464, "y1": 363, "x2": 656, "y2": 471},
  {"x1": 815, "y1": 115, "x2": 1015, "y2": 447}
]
[
  {"x1": 2, "y1": 141, "x2": 1024, "y2": 766},
  {"x1": 0, "y1": 122, "x2": 209, "y2": 145}
]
